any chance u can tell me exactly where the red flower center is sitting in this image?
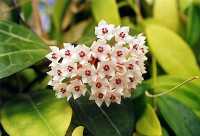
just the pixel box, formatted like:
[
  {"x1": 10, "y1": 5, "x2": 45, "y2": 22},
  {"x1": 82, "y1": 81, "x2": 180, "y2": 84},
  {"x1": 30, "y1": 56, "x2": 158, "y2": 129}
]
[
  {"x1": 115, "y1": 78, "x2": 122, "y2": 85},
  {"x1": 85, "y1": 70, "x2": 91, "y2": 76},
  {"x1": 65, "y1": 50, "x2": 71, "y2": 56},
  {"x1": 98, "y1": 93, "x2": 104, "y2": 99},
  {"x1": 51, "y1": 53, "x2": 57, "y2": 59},
  {"x1": 102, "y1": 28, "x2": 108, "y2": 34},
  {"x1": 67, "y1": 66, "x2": 73, "y2": 72},
  {"x1": 57, "y1": 70, "x2": 62, "y2": 76},
  {"x1": 96, "y1": 82, "x2": 102, "y2": 88},
  {"x1": 103, "y1": 65, "x2": 110, "y2": 71},
  {"x1": 110, "y1": 94, "x2": 116, "y2": 101},
  {"x1": 79, "y1": 51, "x2": 85, "y2": 57},
  {"x1": 128, "y1": 64, "x2": 134, "y2": 70},
  {"x1": 119, "y1": 32, "x2": 126, "y2": 38},
  {"x1": 97, "y1": 46, "x2": 104, "y2": 52},
  {"x1": 60, "y1": 88, "x2": 66, "y2": 93},
  {"x1": 116, "y1": 50, "x2": 123, "y2": 57},
  {"x1": 74, "y1": 86, "x2": 80, "y2": 92}
]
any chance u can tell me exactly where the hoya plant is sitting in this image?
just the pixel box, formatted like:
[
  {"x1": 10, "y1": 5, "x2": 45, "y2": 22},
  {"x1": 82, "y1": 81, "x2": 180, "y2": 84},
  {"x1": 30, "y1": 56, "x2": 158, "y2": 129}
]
[{"x1": 0, "y1": 0, "x2": 200, "y2": 136}]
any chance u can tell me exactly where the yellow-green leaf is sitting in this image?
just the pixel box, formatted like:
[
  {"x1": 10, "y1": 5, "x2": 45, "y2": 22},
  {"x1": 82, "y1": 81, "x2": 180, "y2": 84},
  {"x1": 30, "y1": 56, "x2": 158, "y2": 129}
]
[
  {"x1": 153, "y1": 0, "x2": 180, "y2": 31},
  {"x1": 91, "y1": 0, "x2": 120, "y2": 25},
  {"x1": 136, "y1": 104, "x2": 162, "y2": 136},
  {"x1": 72, "y1": 126, "x2": 84, "y2": 136},
  {"x1": 1, "y1": 90, "x2": 72, "y2": 136},
  {"x1": 146, "y1": 24, "x2": 200, "y2": 76}
]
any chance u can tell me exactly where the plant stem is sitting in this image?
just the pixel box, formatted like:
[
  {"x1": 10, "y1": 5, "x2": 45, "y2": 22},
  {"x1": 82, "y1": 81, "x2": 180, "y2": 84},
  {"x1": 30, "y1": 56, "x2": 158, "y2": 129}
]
[{"x1": 146, "y1": 76, "x2": 199, "y2": 98}]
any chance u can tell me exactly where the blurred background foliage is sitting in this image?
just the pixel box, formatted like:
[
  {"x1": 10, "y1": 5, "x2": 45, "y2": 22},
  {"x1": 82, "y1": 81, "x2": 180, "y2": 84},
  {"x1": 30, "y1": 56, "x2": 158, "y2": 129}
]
[{"x1": 0, "y1": 0, "x2": 200, "y2": 136}]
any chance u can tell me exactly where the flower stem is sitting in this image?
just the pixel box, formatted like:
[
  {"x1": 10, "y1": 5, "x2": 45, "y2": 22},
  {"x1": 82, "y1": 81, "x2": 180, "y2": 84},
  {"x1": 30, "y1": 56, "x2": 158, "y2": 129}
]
[{"x1": 146, "y1": 76, "x2": 199, "y2": 98}]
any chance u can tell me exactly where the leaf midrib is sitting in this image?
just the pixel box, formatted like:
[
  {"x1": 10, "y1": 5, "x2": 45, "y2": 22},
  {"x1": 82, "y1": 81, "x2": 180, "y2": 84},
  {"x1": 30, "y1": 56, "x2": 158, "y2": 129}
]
[
  {"x1": 0, "y1": 29, "x2": 44, "y2": 46},
  {"x1": 28, "y1": 96, "x2": 57, "y2": 136},
  {"x1": 0, "y1": 49, "x2": 47, "y2": 57}
]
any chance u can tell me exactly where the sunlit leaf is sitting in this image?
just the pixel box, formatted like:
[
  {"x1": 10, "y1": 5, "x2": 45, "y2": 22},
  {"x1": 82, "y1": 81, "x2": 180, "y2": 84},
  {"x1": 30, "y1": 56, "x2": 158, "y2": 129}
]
[
  {"x1": 136, "y1": 104, "x2": 162, "y2": 136},
  {"x1": 0, "y1": 21, "x2": 49, "y2": 79},
  {"x1": 158, "y1": 96, "x2": 200, "y2": 136},
  {"x1": 1, "y1": 90, "x2": 72, "y2": 136},
  {"x1": 146, "y1": 24, "x2": 200, "y2": 76},
  {"x1": 72, "y1": 126, "x2": 84, "y2": 136},
  {"x1": 91, "y1": 0, "x2": 120, "y2": 25},
  {"x1": 153, "y1": 0, "x2": 180, "y2": 31}
]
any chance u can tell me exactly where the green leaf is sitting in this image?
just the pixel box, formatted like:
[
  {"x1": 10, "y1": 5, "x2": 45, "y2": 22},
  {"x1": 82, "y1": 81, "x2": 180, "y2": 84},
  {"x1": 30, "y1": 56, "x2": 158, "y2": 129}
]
[
  {"x1": 153, "y1": 0, "x2": 180, "y2": 31},
  {"x1": 136, "y1": 104, "x2": 162, "y2": 136},
  {"x1": 91, "y1": 0, "x2": 121, "y2": 25},
  {"x1": 52, "y1": 0, "x2": 69, "y2": 31},
  {"x1": 72, "y1": 126, "x2": 84, "y2": 136},
  {"x1": 150, "y1": 75, "x2": 200, "y2": 117},
  {"x1": 145, "y1": 24, "x2": 200, "y2": 76},
  {"x1": 1, "y1": 90, "x2": 72, "y2": 136},
  {"x1": 70, "y1": 97, "x2": 136, "y2": 136},
  {"x1": 0, "y1": 21, "x2": 49, "y2": 79},
  {"x1": 158, "y1": 96, "x2": 200, "y2": 136},
  {"x1": 186, "y1": 4, "x2": 200, "y2": 47}
]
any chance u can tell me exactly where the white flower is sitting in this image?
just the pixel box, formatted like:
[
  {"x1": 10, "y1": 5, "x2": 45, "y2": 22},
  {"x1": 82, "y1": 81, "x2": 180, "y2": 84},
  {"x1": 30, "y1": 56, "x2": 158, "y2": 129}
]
[
  {"x1": 115, "y1": 26, "x2": 129, "y2": 43},
  {"x1": 53, "y1": 83, "x2": 72, "y2": 100},
  {"x1": 75, "y1": 44, "x2": 91, "y2": 63},
  {"x1": 91, "y1": 77, "x2": 110, "y2": 93},
  {"x1": 46, "y1": 20, "x2": 148, "y2": 107},
  {"x1": 128, "y1": 34, "x2": 148, "y2": 55},
  {"x1": 97, "y1": 60, "x2": 115, "y2": 79},
  {"x1": 105, "y1": 89, "x2": 122, "y2": 107},
  {"x1": 60, "y1": 43, "x2": 76, "y2": 64},
  {"x1": 91, "y1": 39, "x2": 111, "y2": 61},
  {"x1": 80, "y1": 63, "x2": 97, "y2": 84},
  {"x1": 110, "y1": 74, "x2": 127, "y2": 90},
  {"x1": 46, "y1": 46, "x2": 61, "y2": 62},
  {"x1": 89, "y1": 89, "x2": 107, "y2": 107},
  {"x1": 95, "y1": 20, "x2": 115, "y2": 40},
  {"x1": 47, "y1": 63, "x2": 65, "y2": 81},
  {"x1": 111, "y1": 44, "x2": 129, "y2": 63},
  {"x1": 68, "y1": 79, "x2": 87, "y2": 99},
  {"x1": 62, "y1": 62, "x2": 77, "y2": 78}
]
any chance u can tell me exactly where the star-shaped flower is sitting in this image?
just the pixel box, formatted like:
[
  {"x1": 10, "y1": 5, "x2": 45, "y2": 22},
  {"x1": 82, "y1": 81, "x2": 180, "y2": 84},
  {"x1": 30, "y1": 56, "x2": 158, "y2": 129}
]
[
  {"x1": 95, "y1": 20, "x2": 115, "y2": 40},
  {"x1": 115, "y1": 26, "x2": 129, "y2": 44},
  {"x1": 91, "y1": 39, "x2": 111, "y2": 61},
  {"x1": 68, "y1": 79, "x2": 87, "y2": 99},
  {"x1": 46, "y1": 46, "x2": 61, "y2": 62}
]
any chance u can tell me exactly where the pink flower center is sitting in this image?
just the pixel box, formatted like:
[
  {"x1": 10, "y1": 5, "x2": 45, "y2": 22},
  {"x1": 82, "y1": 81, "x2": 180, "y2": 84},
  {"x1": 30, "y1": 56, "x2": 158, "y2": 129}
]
[
  {"x1": 103, "y1": 65, "x2": 110, "y2": 71},
  {"x1": 115, "y1": 78, "x2": 122, "y2": 85},
  {"x1": 79, "y1": 51, "x2": 85, "y2": 57},
  {"x1": 74, "y1": 86, "x2": 80, "y2": 92},
  {"x1": 102, "y1": 28, "x2": 108, "y2": 34},
  {"x1": 51, "y1": 53, "x2": 57, "y2": 59},
  {"x1": 97, "y1": 46, "x2": 104, "y2": 53},
  {"x1": 98, "y1": 93, "x2": 104, "y2": 99},
  {"x1": 57, "y1": 70, "x2": 62, "y2": 76},
  {"x1": 116, "y1": 50, "x2": 123, "y2": 57},
  {"x1": 65, "y1": 50, "x2": 71, "y2": 56},
  {"x1": 119, "y1": 32, "x2": 126, "y2": 38},
  {"x1": 85, "y1": 70, "x2": 91, "y2": 76},
  {"x1": 96, "y1": 82, "x2": 102, "y2": 88},
  {"x1": 67, "y1": 66, "x2": 73, "y2": 72}
]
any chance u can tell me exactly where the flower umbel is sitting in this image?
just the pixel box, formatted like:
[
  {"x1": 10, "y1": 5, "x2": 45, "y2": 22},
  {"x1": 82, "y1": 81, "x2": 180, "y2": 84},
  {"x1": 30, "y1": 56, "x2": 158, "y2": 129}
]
[{"x1": 46, "y1": 20, "x2": 148, "y2": 107}]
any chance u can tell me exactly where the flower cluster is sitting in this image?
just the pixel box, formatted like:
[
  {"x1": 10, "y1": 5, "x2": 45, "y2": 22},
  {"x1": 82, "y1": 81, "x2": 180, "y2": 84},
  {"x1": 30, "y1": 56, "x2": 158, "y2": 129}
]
[{"x1": 46, "y1": 20, "x2": 148, "y2": 107}]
